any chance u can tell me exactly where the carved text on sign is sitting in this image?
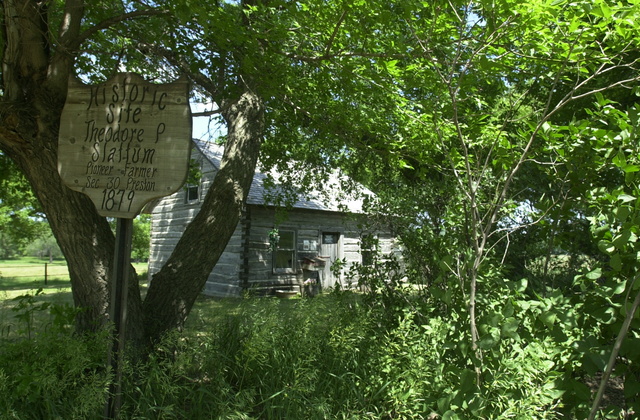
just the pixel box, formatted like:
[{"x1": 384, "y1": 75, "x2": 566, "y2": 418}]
[{"x1": 58, "y1": 73, "x2": 192, "y2": 218}]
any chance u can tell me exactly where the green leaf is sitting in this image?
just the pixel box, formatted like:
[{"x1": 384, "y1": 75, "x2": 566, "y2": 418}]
[
  {"x1": 598, "y1": 240, "x2": 616, "y2": 254},
  {"x1": 600, "y1": 1, "x2": 612, "y2": 19},
  {"x1": 612, "y1": 150, "x2": 627, "y2": 168},
  {"x1": 507, "y1": 278, "x2": 528, "y2": 293},
  {"x1": 609, "y1": 253, "x2": 622, "y2": 271},
  {"x1": 501, "y1": 317, "x2": 520, "y2": 339},
  {"x1": 592, "y1": 306, "x2": 617, "y2": 324},
  {"x1": 612, "y1": 229, "x2": 632, "y2": 249},
  {"x1": 585, "y1": 268, "x2": 603, "y2": 280},
  {"x1": 478, "y1": 331, "x2": 500, "y2": 349},
  {"x1": 586, "y1": 347, "x2": 609, "y2": 371},
  {"x1": 624, "y1": 376, "x2": 640, "y2": 399},
  {"x1": 570, "y1": 378, "x2": 592, "y2": 401},
  {"x1": 611, "y1": 280, "x2": 627, "y2": 296},
  {"x1": 539, "y1": 311, "x2": 557, "y2": 328},
  {"x1": 613, "y1": 206, "x2": 630, "y2": 222},
  {"x1": 625, "y1": 171, "x2": 636, "y2": 185},
  {"x1": 459, "y1": 369, "x2": 477, "y2": 394},
  {"x1": 618, "y1": 194, "x2": 636, "y2": 203},
  {"x1": 442, "y1": 410, "x2": 460, "y2": 420}
]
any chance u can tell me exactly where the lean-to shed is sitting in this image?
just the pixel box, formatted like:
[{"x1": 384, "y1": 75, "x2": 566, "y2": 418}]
[{"x1": 148, "y1": 138, "x2": 399, "y2": 297}]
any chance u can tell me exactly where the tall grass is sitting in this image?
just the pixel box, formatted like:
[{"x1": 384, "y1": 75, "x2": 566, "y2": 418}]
[
  {"x1": 0, "y1": 293, "x2": 110, "y2": 419},
  {"x1": 0, "y1": 286, "x2": 621, "y2": 419},
  {"x1": 120, "y1": 293, "x2": 380, "y2": 419}
]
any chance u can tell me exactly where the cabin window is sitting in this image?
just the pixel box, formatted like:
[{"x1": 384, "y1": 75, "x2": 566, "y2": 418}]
[
  {"x1": 322, "y1": 232, "x2": 340, "y2": 245},
  {"x1": 273, "y1": 230, "x2": 296, "y2": 273},
  {"x1": 185, "y1": 184, "x2": 199, "y2": 202},
  {"x1": 361, "y1": 234, "x2": 378, "y2": 266},
  {"x1": 362, "y1": 249, "x2": 374, "y2": 267},
  {"x1": 185, "y1": 158, "x2": 202, "y2": 204}
]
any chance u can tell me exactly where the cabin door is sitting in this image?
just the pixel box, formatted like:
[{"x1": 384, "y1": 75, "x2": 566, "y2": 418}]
[{"x1": 319, "y1": 232, "x2": 342, "y2": 289}]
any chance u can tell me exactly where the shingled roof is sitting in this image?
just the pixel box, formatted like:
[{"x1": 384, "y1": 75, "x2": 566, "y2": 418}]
[{"x1": 193, "y1": 138, "x2": 370, "y2": 213}]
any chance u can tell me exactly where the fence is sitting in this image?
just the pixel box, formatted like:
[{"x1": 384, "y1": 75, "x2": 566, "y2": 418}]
[{"x1": 0, "y1": 262, "x2": 70, "y2": 288}]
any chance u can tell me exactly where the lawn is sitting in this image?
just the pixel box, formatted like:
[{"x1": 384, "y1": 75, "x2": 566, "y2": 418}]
[
  {"x1": 0, "y1": 257, "x2": 148, "y2": 296},
  {"x1": 0, "y1": 258, "x2": 150, "y2": 339},
  {"x1": 0, "y1": 257, "x2": 69, "y2": 289}
]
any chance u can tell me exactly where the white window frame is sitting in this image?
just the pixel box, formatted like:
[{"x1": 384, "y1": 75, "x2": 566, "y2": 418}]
[{"x1": 273, "y1": 229, "x2": 296, "y2": 274}]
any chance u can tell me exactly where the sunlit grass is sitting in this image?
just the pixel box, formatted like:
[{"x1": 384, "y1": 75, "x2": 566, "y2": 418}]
[
  {"x1": 0, "y1": 258, "x2": 148, "y2": 292},
  {"x1": 0, "y1": 258, "x2": 149, "y2": 339},
  {"x1": 0, "y1": 259, "x2": 69, "y2": 289},
  {"x1": 183, "y1": 294, "x2": 308, "y2": 338}
]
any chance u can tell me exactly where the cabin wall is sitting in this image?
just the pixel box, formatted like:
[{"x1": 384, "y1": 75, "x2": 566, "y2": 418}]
[
  {"x1": 148, "y1": 149, "x2": 244, "y2": 297},
  {"x1": 242, "y1": 206, "x2": 398, "y2": 294}
]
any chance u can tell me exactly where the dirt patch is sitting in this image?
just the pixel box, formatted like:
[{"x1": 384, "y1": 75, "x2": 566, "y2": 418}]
[{"x1": 585, "y1": 374, "x2": 635, "y2": 419}]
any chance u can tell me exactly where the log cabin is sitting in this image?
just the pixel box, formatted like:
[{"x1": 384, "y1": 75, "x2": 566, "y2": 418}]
[{"x1": 147, "y1": 138, "x2": 399, "y2": 297}]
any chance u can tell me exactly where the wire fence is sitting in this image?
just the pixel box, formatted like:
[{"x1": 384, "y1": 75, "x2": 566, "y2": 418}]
[
  {"x1": 1, "y1": 261, "x2": 149, "y2": 293},
  {"x1": 0, "y1": 262, "x2": 70, "y2": 289}
]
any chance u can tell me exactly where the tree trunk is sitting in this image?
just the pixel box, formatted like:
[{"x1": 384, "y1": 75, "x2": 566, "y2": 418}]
[
  {"x1": 0, "y1": 0, "x2": 145, "y2": 341},
  {"x1": 1, "y1": 0, "x2": 265, "y2": 347},
  {"x1": 142, "y1": 90, "x2": 264, "y2": 342}
]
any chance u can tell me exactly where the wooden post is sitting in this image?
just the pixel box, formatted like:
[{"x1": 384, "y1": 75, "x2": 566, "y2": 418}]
[
  {"x1": 44, "y1": 263, "x2": 48, "y2": 285},
  {"x1": 104, "y1": 218, "x2": 133, "y2": 419}
]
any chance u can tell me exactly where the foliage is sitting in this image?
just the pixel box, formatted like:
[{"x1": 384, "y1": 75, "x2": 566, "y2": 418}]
[
  {"x1": 24, "y1": 230, "x2": 63, "y2": 261},
  {"x1": 132, "y1": 215, "x2": 151, "y2": 262},
  {"x1": 0, "y1": 291, "x2": 108, "y2": 419},
  {"x1": 0, "y1": 332, "x2": 110, "y2": 419},
  {"x1": 0, "y1": 2, "x2": 639, "y2": 417},
  {"x1": 0, "y1": 153, "x2": 46, "y2": 259},
  {"x1": 2, "y1": 288, "x2": 636, "y2": 418},
  {"x1": 116, "y1": 291, "x2": 574, "y2": 419},
  {"x1": 561, "y1": 98, "x2": 640, "y2": 418},
  {"x1": 285, "y1": 0, "x2": 640, "y2": 396},
  {"x1": 11, "y1": 289, "x2": 51, "y2": 340},
  {"x1": 106, "y1": 216, "x2": 151, "y2": 262}
]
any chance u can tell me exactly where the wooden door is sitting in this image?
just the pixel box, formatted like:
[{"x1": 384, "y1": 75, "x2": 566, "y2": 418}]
[{"x1": 319, "y1": 232, "x2": 342, "y2": 289}]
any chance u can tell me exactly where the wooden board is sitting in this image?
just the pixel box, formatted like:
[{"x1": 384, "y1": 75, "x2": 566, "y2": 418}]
[{"x1": 58, "y1": 73, "x2": 192, "y2": 218}]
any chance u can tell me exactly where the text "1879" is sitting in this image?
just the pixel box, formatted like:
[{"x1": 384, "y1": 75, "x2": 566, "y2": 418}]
[{"x1": 101, "y1": 189, "x2": 135, "y2": 213}]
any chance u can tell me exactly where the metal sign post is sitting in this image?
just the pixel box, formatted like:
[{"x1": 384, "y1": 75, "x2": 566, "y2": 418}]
[
  {"x1": 56, "y1": 72, "x2": 192, "y2": 420},
  {"x1": 104, "y1": 218, "x2": 133, "y2": 419}
]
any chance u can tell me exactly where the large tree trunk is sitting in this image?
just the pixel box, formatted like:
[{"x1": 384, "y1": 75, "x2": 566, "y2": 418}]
[
  {"x1": 0, "y1": 0, "x2": 145, "y2": 340},
  {"x1": 142, "y1": 90, "x2": 264, "y2": 342},
  {"x1": 1, "y1": 0, "x2": 265, "y2": 347},
  {"x1": 142, "y1": 0, "x2": 266, "y2": 343}
]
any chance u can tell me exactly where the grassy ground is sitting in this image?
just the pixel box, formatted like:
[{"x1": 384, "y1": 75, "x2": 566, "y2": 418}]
[
  {"x1": 0, "y1": 257, "x2": 70, "y2": 291},
  {"x1": 0, "y1": 264, "x2": 633, "y2": 418},
  {"x1": 0, "y1": 257, "x2": 148, "y2": 295},
  {"x1": 0, "y1": 258, "x2": 149, "y2": 339}
]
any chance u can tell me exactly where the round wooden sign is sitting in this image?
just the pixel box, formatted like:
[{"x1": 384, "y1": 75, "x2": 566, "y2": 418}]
[{"x1": 58, "y1": 73, "x2": 192, "y2": 218}]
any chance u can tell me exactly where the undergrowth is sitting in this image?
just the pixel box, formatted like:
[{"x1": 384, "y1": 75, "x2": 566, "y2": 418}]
[{"x1": 0, "y1": 283, "x2": 635, "y2": 419}]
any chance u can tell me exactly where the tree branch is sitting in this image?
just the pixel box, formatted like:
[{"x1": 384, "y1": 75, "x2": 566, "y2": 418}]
[
  {"x1": 323, "y1": 9, "x2": 347, "y2": 57},
  {"x1": 589, "y1": 273, "x2": 640, "y2": 420},
  {"x1": 192, "y1": 109, "x2": 222, "y2": 117},
  {"x1": 137, "y1": 42, "x2": 223, "y2": 101},
  {"x1": 75, "y1": 8, "x2": 168, "y2": 48},
  {"x1": 282, "y1": 51, "x2": 410, "y2": 63}
]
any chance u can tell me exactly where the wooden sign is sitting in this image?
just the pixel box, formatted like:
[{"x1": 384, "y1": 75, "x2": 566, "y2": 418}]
[{"x1": 58, "y1": 73, "x2": 192, "y2": 218}]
